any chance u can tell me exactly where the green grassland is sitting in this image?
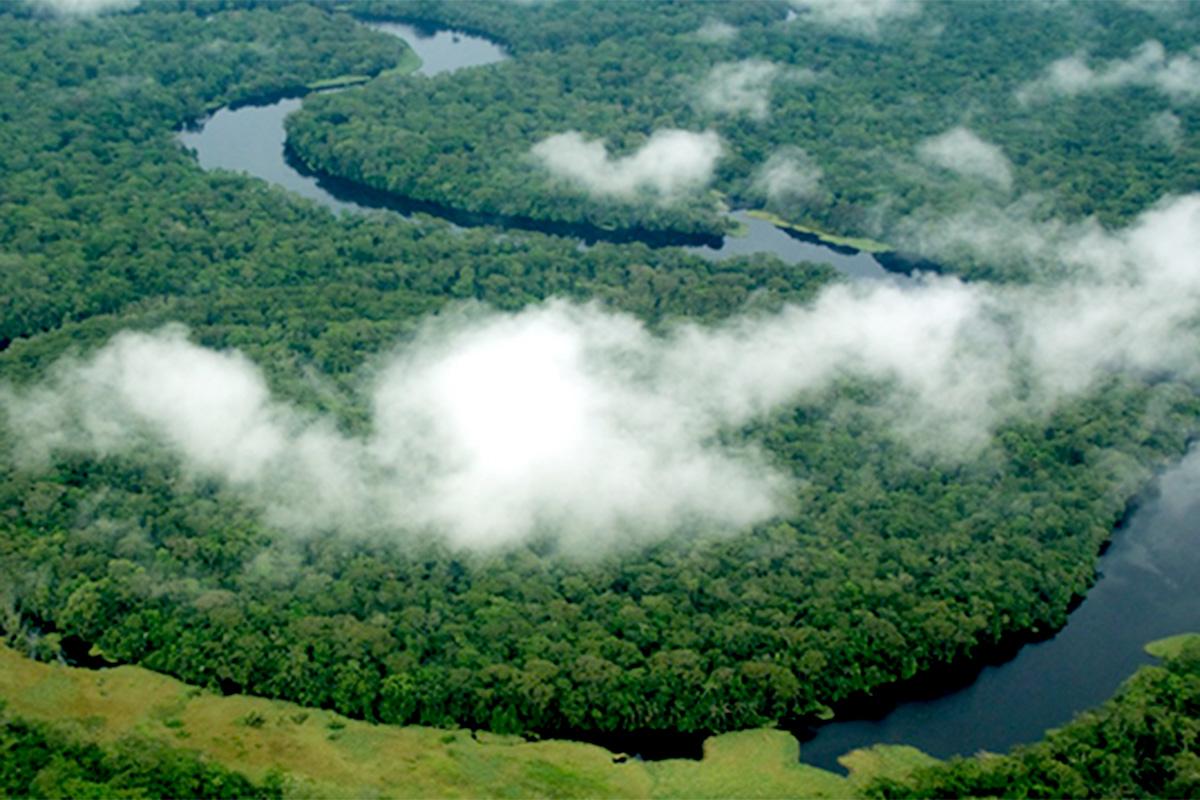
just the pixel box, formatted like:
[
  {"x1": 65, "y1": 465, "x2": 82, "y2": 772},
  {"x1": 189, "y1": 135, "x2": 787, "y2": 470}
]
[
  {"x1": 1144, "y1": 633, "x2": 1200, "y2": 661},
  {"x1": 0, "y1": 643, "x2": 931, "y2": 799},
  {"x1": 743, "y1": 211, "x2": 893, "y2": 254}
]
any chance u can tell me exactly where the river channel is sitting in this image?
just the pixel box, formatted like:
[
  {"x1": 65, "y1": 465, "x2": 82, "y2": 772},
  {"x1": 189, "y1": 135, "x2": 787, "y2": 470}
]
[{"x1": 178, "y1": 20, "x2": 1200, "y2": 772}]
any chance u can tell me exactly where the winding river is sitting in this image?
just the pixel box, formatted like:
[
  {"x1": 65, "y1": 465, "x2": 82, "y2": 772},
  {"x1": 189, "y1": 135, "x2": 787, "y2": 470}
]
[{"x1": 178, "y1": 21, "x2": 1200, "y2": 772}]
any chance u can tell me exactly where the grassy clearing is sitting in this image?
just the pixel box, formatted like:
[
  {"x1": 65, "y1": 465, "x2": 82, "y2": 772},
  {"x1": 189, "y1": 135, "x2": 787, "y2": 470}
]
[
  {"x1": 642, "y1": 728, "x2": 849, "y2": 799},
  {"x1": 306, "y1": 74, "x2": 373, "y2": 90},
  {"x1": 840, "y1": 744, "x2": 941, "y2": 788},
  {"x1": 745, "y1": 209, "x2": 893, "y2": 254},
  {"x1": 1144, "y1": 632, "x2": 1200, "y2": 660},
  {"x1": 0, "y1": 644, "x2": 871, "y2": 798},
  {"x1": 309, "y1": 45, "x2": 422, "y2": 89}
]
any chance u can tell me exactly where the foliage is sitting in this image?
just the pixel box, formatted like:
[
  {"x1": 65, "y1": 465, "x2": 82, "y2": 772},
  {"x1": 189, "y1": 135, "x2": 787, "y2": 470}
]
[
  {"x1": 0, "y1": 643, "x2": 846, "y2": 799},
  {"x1": 0, "y1": 705, "x2": 283, "y2": 799}
]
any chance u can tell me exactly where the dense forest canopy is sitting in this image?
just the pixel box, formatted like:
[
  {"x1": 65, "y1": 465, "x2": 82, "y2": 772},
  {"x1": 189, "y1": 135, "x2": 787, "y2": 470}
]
[{"x1": 2, "y1": 0, "x2": 1200, "y2": 777}]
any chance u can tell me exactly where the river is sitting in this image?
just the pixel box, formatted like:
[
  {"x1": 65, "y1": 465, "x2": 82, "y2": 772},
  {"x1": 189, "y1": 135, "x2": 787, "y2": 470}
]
[
  {"x1": 178, "y1": 20, "x2": 1200, "y2": 773},
  {"x1": 179, "y1": 22, "x2": 896, "y2": 280}
]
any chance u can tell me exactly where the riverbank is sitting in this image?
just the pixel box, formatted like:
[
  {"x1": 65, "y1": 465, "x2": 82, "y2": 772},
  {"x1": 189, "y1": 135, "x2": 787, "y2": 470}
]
[
  {"x1": 5, "y1": 634, "x2": 1196, "y2": 798},
  {"x1": 744, "y1": 210, "x2": 892, "y2": 255}
]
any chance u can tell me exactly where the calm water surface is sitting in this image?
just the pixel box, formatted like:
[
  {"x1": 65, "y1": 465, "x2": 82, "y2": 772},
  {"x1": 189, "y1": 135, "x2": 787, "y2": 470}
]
[
  {"x1": 370, "y1": 21, "x2": 508, "y2": 76},
  {"x1": 798, "y1": 473, "x2": 1200, "y2": 769},
  {"x1": 179, "y1": 23, "x2": 892, "y2": 278}
]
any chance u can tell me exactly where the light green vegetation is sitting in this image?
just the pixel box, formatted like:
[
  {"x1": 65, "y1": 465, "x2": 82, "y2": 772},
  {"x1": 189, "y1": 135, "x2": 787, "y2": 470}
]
[
  {"x1": 744, "y1": 210, "x2": 893, "y2": 254},
  {"x1": 370, "y1": 43, "x2": 424, "y2": 80},
  {"x1": 305, "y1": 40, "x2": 421, "y2": 91},
  {"x1": 13, "y1": 636, "x2": 1198, "y2": 799},
  {"x1": 1144, "y1": 632, "x2": 1200, "y2": 660},
  {"x1": 305, "y1": 75, "x2": 372, "y2": 90},
  {"x1": 2, "y1": 643, "x2": 910, "y2": 799}
]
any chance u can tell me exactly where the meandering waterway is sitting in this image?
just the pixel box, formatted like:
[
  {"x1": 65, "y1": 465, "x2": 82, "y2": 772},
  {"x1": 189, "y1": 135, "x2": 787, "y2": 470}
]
[{"x1": 178, "y1": 19, "x2": 1200, "y2": 773}]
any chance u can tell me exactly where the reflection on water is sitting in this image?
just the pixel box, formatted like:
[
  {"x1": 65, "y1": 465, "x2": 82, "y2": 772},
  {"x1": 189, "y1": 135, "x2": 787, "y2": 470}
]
[
  {"x1": 370, "y1": 21, "x2": 508, "y2": 76},
  {"x1": 688, "y1": 212, "x2": 893, "y2": 280},
  {"x1": 180, "y1": 99, "x2": 362, "y2": 214}
]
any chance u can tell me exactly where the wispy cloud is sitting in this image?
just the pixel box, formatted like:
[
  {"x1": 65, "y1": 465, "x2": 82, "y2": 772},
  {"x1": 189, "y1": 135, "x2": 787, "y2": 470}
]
[
  {"x1": 530, "y1": 129, "x2": 723, "y2": 199},
  {"x1": 787, "y1": 0, "x2": 922, "y2": 36},
  {"x1": 23, "y1": 0, "x2": 138, "y2": 15},
  {"x1": 755, "y1": 147, "x2": 825, "y2": 205},
  {"x1": 1019, "y1": 41, "x2": 1200, "y2": 103},
  {"x1": 695, "y1": 19, "x2": 738, "y2": 43},
  {"x1": 916, "y1": 127, "x2": 1013, "y2": 190},
  {"x1": 1144, "y1": 110, "x2": 1184, "y2": 149},
  {"x1": 696, "y1": 61, "x2": 813, "y2": 120}
]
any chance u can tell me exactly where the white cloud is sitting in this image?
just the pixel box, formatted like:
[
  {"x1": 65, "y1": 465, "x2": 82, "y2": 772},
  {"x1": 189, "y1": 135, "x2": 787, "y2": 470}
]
[
  {"x1": 1115, "y1": 0, "x2": 1187, "y2": 16},
  {"x1": 756, "y1": 147, "x2": 825, "y2": 204},
  {"x1": 916, "y1": 127, "x2": 1014, "y2": 190},
  {"x1": 369, "y1": 306, "x2": 785, "y2": 550},
  {"x1": 788, "y1": 0, "x2": 921, "y2": 35},
  {"x1": 24, "y1": 0, "x2": 138, "y2": 15},
  {"x1": 695, "y1": 19, "x2": 738, "y2": 43},
  {"x1": 697, "y1": 61, "x2": 796, "y2": 120},
  {"x1": 1144, "y1": 110, "x2": 1183, "y2": 149},
  {"x1": 3, "y1": 311, "x2": 785, "y2": 553},
  {"x1": 531, "y1": 129, "x2": 723, "y2": 199},
  {"x1": 9, "y1": 195, "x2": 1200, "y2": 553},
  {"x1": 1019, "y1": 41, "x2": 1200, "y2": 103}
]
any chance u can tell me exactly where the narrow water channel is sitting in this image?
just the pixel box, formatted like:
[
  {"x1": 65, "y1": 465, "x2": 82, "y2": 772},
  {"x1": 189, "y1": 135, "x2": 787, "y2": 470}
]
[
  {"x1": 178, "y1": 19, "x2": 1200, "y2": 772},
  {"x1": 178, "y1": 99, "x2": 895, "y2": 279},
  {"x1": 179, "y1": 21, "x2": 897, "y2": 279}
]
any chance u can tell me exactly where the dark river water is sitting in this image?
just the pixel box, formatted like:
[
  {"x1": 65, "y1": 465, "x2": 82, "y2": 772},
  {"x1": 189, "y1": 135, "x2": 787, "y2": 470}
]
[
  {"x1": 177, "y1": 21, "x2": 1200, "y2": 773},
  {"x1": 797, "y1": 468, "x2": 1200, "y2": 769}
]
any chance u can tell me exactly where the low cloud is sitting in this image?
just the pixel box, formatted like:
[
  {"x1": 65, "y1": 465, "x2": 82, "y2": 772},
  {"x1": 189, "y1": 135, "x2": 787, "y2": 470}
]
[
  {"x1": 369, "y1": 308, "x2": 785, "y2": 549},
  {"x1": 756, "y1": 147, "x2": 825, "y2": 205},
  {"x1": 1144, "y1": 110, "x2": 1183, "y2": 149},
  {"x1": 1115, "y1": 0, "x2": 1188, "y2": 17},
  {"x1": 24, "y1": 0, "x2": 138, "y2": 15},
  {"x1": 1019, "y1": 41, "x2": 1200, "y2": 103},
  {"x1": 695, "y1": 19, "x2": 738, "y2": 43},
  {"x1": 894, "y1": 194, "x2": 1200, "y2": 396},
  {"x1": 696, "y1": 61, "x2": 812, "y2": 120},
  {"x1": 4, "y1": 315, "x2": 785, "y2": 553},
  {"x1": 7, "y1": 196, "x2": 1200, "y2": 553},
  {"x1": 531, "y1": 129, "x2": 722, "y2": 199},
  {"x1": 787, "y1": 0, "x2": 921, "y2": 35},
  {"x1": 916, "y1": 127, "x2": 1013, "y2": 190}
]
